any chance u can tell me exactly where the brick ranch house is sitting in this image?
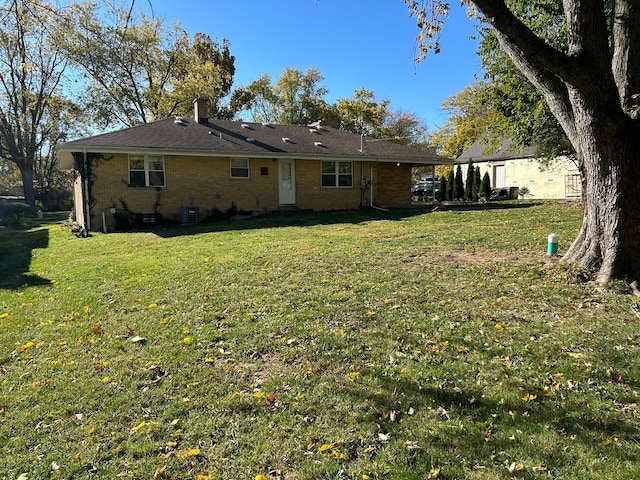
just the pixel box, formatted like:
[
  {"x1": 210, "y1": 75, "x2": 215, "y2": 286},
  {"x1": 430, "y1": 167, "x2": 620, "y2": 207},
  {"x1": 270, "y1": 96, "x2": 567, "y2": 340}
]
[{"x1": 57, "y1": 99, "x2": 451, "y2": 232}]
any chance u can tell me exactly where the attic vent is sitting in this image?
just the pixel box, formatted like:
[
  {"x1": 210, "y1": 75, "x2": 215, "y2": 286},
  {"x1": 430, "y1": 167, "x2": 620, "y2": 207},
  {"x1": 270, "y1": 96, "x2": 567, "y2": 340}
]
[
  {"x1": 309, "y1": 128, "x2": 319, "y2": 133},
  {"x1": 282, "y1": 137, "x2": 291, "y2": 142},
  {"x1": 241, "y1": 123, "x2": 249, "y2": 128},
  {"x1": 174, "y1": 116, "x2": 185, "y2": 124},
  {"x1": 246, "y1": 137, "x2": 255, "y2": 142},
  {"x1": 314, "y1": 141, "x2": 324, "y2": 147},
  {"x1": 262, "y1": 122, "x2": 270, "y2": 127}
]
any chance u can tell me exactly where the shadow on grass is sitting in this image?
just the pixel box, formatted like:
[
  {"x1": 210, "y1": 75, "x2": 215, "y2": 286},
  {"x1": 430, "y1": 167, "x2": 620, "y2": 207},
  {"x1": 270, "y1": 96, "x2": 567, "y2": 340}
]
[
  {"x1": 352, "y1": 372, "x2": 638, "y2": 475},
  {"x1": 143, "y1": 203, "x2": 540, "y2": 239},
  {"x1": 0, "y1": 227, "x2": 51, "y2": 290}
]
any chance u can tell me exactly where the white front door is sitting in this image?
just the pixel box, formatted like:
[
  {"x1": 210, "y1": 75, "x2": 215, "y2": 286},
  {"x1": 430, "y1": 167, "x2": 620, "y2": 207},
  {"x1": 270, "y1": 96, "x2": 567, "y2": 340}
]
[{"x1": 278, "y1": 159, "x2": 296, "y2": 205}]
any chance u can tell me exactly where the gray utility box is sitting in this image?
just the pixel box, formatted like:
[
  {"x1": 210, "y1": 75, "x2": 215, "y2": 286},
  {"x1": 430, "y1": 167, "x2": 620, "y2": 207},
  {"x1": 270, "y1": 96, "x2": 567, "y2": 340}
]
[{"x1": 180, "y1": 206, "x2": 199, "y2": 226}]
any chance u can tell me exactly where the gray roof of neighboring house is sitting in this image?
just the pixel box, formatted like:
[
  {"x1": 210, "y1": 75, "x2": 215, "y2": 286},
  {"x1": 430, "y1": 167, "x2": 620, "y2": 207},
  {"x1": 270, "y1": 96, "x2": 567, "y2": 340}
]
[
  {"x1": 457, "y1": 139, "x2": 536, "y2": 163},
  {"x1": 58, "y1": 117, "x2": 452, "y2": 168}
]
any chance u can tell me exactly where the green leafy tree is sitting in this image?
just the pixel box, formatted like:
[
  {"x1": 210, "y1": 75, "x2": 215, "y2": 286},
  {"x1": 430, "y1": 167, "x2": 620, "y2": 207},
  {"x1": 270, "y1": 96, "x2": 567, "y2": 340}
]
[
  {"x1": 0, "y1": 161, "x2": 21, "y2": 193},
  {"x1": 332, "y1": 87, "x2": 389, "y2": 136},
  {"x1": 237, "y1": 67, "x2": 329, "y2": 125},
  {"x1": 0, "y1": 0, "x2": 72, "y2": 210},
  {"x1": 407, "y1": 0, "x2": 640, "y2": 283},
  {"x1": 430, "y1": 82, "x2": 499, "y2": 158},
  {"x1": 58, "y1": 3, "x2": 237, "y2": 127}
]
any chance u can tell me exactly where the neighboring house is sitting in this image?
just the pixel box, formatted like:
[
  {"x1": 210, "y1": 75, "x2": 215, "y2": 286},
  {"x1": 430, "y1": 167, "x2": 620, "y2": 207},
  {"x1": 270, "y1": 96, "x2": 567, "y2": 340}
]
[
  {"x1": 0, "y1": 186, "x2": 25, "y2": 202},
  {"x1": 57, "y1": 99, "x2": 451, "y2": 231},
  {"x1": 457, "y1": 140, "x2": 582, "y2": 200}
]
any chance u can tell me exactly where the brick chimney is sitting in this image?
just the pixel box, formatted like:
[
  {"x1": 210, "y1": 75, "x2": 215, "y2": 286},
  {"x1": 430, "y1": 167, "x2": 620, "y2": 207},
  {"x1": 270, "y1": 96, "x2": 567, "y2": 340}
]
[{"x1": 194, "y1": 97, "x2": 208, "y2": 124}]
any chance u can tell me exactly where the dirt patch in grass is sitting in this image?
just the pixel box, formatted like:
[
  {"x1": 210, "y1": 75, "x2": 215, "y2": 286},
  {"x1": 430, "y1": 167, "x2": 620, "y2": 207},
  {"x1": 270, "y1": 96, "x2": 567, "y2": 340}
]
[{"x1": 414, "y1": 249, "x2": 551, "y2": 266}]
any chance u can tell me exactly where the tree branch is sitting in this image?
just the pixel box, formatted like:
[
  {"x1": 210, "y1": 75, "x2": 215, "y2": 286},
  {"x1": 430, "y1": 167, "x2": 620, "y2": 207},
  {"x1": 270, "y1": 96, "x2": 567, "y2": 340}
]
[{"x1": 612, "y1": 0, "x2": 640, "y2": 114}]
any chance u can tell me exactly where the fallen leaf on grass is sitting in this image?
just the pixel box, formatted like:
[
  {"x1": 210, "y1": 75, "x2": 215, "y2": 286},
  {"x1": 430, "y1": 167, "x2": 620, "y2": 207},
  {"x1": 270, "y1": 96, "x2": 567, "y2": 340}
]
[
  {"x1": 346, "y1": 371, "x2": 360, "y2": 382},
  {"x1": 319, "y1": 443, "x2": 335, "y2": 452},
  {"x1": 129, "y1": 336, "x2": 146, "y2": 344},
  {"x1": 153, "y1": 465, "x2": 167, "y2": 479},
  {"x1": 177, "y1": 448, "x2": 200, "y2": 459},
  {"x1": 608, "y1": 369, "x2": 622, "y2": 384},
  {"x1": 601, "y1": 436, "x2": 621, "y2": 446},
  {"x1": 130, "y1": 421, "x2": 146, "y2": 435},
  {"x1": 508, "y1": 462, "x2": 524, "y2": 473},
  {"x1": 87, "y1": 426, "x2": 96, "y2": 435},
  {"x1": 521, "y1": 394, "x2": 537, "y2": 402},
  {"x1": 428, "y1": 467, "x2": 440, "y2": 479}
]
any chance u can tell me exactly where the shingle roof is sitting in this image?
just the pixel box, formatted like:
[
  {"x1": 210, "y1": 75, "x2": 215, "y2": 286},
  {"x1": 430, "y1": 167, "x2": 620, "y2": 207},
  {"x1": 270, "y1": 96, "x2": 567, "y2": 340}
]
[
  {"x1": 58, "y1": 117, "x2": 451, "y2": 165},
  {"x1": 457, "y1": 139, "x2": 536, "y2": 163}
]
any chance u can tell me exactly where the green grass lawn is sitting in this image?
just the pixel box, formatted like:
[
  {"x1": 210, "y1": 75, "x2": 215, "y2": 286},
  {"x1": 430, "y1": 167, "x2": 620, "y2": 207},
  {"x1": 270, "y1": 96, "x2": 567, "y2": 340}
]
[{"x1": 1, "y1": 202, "x2": 639, "y2": 479}]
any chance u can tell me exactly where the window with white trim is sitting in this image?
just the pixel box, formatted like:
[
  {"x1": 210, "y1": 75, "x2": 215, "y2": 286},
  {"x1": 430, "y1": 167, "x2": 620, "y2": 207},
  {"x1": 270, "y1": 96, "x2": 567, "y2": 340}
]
[
  {"x1": 129, "y1": 154, "x2": 165, "y2": 187},
  {"x1": 231, "y1": 158, "x2": 250, "y2": 178},
  {"x1": 321, "y1": 160, "x2": 352, "y2": 188}
]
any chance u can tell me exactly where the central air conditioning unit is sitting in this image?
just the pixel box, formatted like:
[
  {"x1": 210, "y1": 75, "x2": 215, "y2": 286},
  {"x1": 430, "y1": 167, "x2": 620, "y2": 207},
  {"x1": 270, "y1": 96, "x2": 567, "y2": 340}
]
[{"x1": 180, "y1": 206, "x2": 199, "y2": 226}]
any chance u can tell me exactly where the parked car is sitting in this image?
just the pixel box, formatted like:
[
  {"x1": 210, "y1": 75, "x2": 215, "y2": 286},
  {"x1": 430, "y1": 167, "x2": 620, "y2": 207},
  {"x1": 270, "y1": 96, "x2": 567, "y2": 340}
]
[{"x1": 411, "y1": 180, "x2": 439, "y2": 199}]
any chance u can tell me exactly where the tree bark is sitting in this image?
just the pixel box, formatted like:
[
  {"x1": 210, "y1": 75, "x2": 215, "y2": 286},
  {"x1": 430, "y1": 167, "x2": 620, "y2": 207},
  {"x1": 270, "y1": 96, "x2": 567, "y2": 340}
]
[
  {"x1": 19, "y1": 162, "x2": 37, "y2": 210},
  {"x1": 563, "y1": 118, "x2": 640, "y2": 283}
]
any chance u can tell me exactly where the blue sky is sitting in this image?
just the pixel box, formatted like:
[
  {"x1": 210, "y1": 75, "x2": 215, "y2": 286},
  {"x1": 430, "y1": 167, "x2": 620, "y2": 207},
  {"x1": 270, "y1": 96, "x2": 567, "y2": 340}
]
[{"x1": 143, "y1": 1, "x2": 483, "y2": 130}]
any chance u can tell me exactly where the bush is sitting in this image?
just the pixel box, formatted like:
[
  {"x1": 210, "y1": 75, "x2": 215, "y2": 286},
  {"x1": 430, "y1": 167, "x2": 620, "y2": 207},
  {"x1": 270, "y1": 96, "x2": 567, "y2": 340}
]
[
  {"x1": 453, "y1": 164, "x2": 464, "y2": 200},
  {"x1": 446, "y1": 169, "x2": 454, "y2": 201},
  {"x1": 0, "y1": 201, "x2": 31, "y2": 226},
  {"x1": 479, "y1": 172, "x2": 492, "y2": 201},
  {"x1": 438, "y1": 176, "x2": 448, "y2": 201},
  {"x1": 465, "y1": 160, "x2": 474, "y2": 200}
]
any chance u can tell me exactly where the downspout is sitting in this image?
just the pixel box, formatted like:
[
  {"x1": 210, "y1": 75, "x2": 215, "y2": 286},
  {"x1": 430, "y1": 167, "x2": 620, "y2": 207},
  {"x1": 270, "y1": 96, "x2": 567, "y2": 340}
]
[{"x1": 83, "y1": 149, "x2": 91, "y2": 231}]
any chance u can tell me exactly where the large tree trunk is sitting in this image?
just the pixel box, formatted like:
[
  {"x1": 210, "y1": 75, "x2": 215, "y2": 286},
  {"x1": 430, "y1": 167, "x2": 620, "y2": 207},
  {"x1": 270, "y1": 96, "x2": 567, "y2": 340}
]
[
  {"x1": 466, "y1": 0, "x2": 640, "y2": 284},
  {"x1": 19, "y1": 163, "x2": 37, "y2": 211},
  {"x1": 563, "y1": 118, "x2": 640, "y2": 283}
]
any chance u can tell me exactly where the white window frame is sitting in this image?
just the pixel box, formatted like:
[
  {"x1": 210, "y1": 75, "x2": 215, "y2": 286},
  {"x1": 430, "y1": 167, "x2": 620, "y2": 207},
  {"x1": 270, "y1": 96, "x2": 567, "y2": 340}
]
[
  {"x1": 321, "y1": 160, "x2": 353, "y2": 188},
  {"x1": 128, "y1": 154, "x2": 165, "y2": 188},
  {"x1": 230, "y1": 158, "x2": 250, "y2": 179}
]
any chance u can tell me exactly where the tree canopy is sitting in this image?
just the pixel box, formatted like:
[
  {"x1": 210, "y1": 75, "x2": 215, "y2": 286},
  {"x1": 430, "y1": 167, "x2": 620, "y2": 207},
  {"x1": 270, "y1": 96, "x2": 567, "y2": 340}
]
[
  {"x1": 0, "y1": 0, "x2": 73, "y2": 209},
  {"x1": 57, "y1": 2, "x2": 237, "y2": 127}
]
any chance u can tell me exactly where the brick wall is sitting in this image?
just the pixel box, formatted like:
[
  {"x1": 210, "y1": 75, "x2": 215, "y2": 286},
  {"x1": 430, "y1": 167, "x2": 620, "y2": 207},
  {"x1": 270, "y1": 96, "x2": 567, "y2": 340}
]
[
  {"x1": 374, "y1": 163, "x2": 412, "y2": 206},
  {"x1": 87, "y1": 154, "x2": 397, "y2": 230}
]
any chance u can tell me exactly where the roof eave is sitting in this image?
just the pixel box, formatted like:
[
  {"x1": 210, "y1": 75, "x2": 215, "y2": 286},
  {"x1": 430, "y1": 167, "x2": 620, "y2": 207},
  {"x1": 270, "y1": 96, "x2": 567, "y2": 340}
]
[{"x1": 57, "y1": 145, "x2": 452, "y2": 166}]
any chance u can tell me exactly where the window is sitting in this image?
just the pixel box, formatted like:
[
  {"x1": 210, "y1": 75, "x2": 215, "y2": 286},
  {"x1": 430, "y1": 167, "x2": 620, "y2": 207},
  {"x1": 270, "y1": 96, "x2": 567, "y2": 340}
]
[
  {"x1": 321, "y1": 161, "x2": 352, "y2": 188},
  {"x1": 231, "y1": 158, "x2": 250, "y2": 178},
  {"x1": 129, "y1": 155, "x2": 165, "y2": 187}
]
